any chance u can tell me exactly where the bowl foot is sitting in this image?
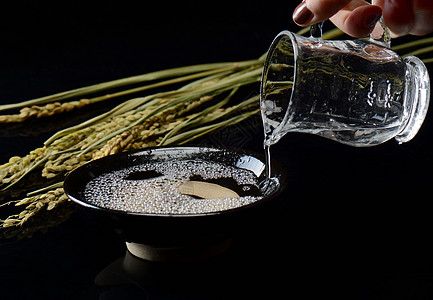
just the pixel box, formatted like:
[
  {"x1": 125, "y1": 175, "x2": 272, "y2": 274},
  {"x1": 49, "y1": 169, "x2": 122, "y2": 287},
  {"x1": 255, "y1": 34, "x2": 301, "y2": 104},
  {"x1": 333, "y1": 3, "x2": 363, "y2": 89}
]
[{"x1": 126, "y1": 237, "x2": 232, "y2": 262}]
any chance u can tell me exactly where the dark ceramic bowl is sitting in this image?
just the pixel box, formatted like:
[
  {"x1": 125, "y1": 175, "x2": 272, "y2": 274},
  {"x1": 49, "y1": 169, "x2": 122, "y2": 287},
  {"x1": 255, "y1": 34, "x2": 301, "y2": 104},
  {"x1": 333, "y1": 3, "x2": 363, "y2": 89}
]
[{"x1": 64, "y1": 146, "x2": 287, "y2": 261}]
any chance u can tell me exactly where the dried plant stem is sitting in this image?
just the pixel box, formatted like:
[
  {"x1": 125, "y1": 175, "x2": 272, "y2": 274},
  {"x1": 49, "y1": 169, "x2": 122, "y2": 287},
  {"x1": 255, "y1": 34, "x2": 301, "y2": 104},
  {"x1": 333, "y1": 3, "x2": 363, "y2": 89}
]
[
  {"x1": 1, "y1": 28, "x2": 432, "y2": 239},
  {"x1": 0, "y1": 60, "x2": 261, "y2": 123},
  {"x1": 392, "y1": 37, "x2": 433, "y2": 52},
  {"x1": 1, "y1": 187, "x2": 74, "y2": 239},
  {"x1": 0, "y1": 99, "x2": 92, "y2": 123},
  {"x1": 402, "y1": 45, "x2": 433, "y2": 58},
  {"x1": 0, "y1": 94, "x2": 261, "y2": 238},
  {"x1": 0, "y1": 59, "x2": 263, "y2": 238},
  {"x1": 0, "y1": 61, "x2": 259, "y2": 112}
]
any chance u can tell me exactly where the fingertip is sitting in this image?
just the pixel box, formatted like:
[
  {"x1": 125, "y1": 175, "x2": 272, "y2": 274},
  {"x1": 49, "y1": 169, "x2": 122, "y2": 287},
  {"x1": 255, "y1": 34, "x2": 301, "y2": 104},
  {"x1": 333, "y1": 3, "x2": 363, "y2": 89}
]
[
  {"x1": 293, "y1": 1, "x2": 314, "y2": 26},
  {"x1": 382, "y1": 0, "x2": 414, "y2": 36},
  {"x1": 332, "y1": 5, "x2": 383, "y2": 38}
]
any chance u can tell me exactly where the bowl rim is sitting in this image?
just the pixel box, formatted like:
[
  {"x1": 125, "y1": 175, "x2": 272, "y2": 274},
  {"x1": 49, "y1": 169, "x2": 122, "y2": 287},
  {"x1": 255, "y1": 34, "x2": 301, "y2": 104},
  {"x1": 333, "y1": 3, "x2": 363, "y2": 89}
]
[{"x1": 63, "y1": 145, "x2": 288, "y2": 219}]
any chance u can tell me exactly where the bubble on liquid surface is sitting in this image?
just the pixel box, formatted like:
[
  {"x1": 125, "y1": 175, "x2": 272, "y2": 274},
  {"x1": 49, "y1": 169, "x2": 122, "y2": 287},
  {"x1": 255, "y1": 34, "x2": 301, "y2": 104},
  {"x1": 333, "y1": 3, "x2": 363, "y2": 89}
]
[{"x1": 84, "y1": 160, "x2": 264, "y2": 215}]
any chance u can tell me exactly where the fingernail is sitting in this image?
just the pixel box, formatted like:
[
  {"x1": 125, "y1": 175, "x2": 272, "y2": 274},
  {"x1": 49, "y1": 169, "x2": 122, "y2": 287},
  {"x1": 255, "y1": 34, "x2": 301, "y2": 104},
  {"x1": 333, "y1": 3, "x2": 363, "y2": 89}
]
[
  {"x1": 293, "y1": 1, "x2": 313, "y2": 25},
  {"x1": 365, "y1": 13, "x2": 381, "y2": 28}
]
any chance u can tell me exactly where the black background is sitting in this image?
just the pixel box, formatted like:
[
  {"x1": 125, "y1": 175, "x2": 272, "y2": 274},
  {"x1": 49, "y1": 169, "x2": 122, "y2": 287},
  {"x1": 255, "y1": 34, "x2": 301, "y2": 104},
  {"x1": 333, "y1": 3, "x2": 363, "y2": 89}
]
[{"x1": 1, "y1": 1, "x2": 433, "y2": 299}]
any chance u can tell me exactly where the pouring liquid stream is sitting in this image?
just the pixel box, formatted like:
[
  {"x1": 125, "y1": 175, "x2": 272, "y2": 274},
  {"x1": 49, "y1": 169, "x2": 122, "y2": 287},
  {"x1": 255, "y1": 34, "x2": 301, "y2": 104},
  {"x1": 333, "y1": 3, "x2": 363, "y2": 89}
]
[
  {"x1": 259, "y1": 140, "x2": 278, "y2": 195},
  {"x1": 310, "y1": 22, "x2": 324, "y2": 38},
  {"x1": 260, "y1": 24, "x2": 328, "y2": 190},
  {"x1": 259, "y1": 24, "x2": 325, "y2": 193}
]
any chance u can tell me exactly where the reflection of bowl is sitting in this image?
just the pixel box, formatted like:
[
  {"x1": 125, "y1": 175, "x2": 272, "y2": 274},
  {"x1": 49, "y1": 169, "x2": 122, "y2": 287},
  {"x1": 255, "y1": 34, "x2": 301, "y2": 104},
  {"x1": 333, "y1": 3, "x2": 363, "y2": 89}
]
[{"x1": 64, "y1": 146, "x2": 287, "y2": 262}]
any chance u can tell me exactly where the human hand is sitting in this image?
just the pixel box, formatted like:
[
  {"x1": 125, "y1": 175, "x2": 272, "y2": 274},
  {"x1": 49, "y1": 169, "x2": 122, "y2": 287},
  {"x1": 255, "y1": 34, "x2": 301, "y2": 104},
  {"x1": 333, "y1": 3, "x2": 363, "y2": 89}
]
[{"x1": 292, "y1": 0, "x2": 433, "y2": 38}]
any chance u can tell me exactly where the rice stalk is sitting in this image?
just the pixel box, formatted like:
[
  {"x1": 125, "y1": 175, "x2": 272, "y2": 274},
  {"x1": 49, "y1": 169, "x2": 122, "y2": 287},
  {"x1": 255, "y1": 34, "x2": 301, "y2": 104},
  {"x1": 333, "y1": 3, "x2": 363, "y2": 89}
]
[
  {"x1": 0, "y1": 61, "x2": 257, "y2": 112},
  {"x1": 162, "y1": 107, "x2": 260, "y2": 146},
  {"x1": 1, "y1": 26, "x2": 433, "y2": 239},
  {"x1": 0, "y1": 60, "x2": 262, "y2": 124},
  {"x1": 402, "y1": 45, "x2": 433, "y2": 58},
  {"x1": 392, "y1": 37, "x2": 433, "y2": 52}
]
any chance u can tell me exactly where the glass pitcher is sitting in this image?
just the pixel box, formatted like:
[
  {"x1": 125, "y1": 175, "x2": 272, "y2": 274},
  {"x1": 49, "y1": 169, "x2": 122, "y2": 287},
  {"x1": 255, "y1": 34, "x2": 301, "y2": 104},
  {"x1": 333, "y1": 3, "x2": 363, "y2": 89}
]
[{"x1": 260, "y1": 22, "x2": 430, "y2": 147}]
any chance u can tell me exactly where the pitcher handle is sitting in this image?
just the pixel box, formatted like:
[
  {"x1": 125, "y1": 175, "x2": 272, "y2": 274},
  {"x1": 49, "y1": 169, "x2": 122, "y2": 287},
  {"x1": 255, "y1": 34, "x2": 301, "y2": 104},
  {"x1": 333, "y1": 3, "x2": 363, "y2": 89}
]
[
  {"x1": 369, "y1": 17, "x2": 391, "y2": 48},
  {"x1": 309, "y1": 17, "x2": 391, "y2": 48}
]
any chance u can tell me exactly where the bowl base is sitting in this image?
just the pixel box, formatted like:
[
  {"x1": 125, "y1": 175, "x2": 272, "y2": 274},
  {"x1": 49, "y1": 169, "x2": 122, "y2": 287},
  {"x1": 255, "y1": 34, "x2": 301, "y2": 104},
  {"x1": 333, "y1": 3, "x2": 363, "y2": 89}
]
[{"x1": 126, "y1": 237, "x2": 232, "y2": 262}]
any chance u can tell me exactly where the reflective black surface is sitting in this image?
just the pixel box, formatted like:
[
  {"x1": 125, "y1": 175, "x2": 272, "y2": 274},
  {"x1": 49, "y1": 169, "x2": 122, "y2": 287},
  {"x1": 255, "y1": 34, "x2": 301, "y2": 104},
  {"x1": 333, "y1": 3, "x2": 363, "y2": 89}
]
[{"x1": 2, "y1": 1, "x2": 433, "y2": 299}]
